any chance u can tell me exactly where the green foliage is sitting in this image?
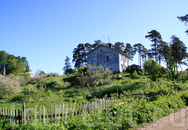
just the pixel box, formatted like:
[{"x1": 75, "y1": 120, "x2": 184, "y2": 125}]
[
  {"x1": 1, "y1": 69, "x2": 188, "y2": 129},
  {"x1": 177, "y1": 14, "x2": 188, "y2": 34},
  {"x1": 167, "y1": 58, "x2": 182, "y2": 81},
  {"x1": 39, "y1": 70, "x2": 46, "y2": 75},
  {"x1": 0, "y1": 50, "x2": 30, "y2": 76},
  {"x1": 63, "y1": 56, "x2": 72, "y2": 74},
  {"x1": 131, "y1": 70, "x2": 139, "y2": 79},
  {"x1": 0, "y1": 74, "x2": 20, "y2": 98},
  {"x1": 143, "y1": 59, "x2": 161, "y2": 80},
  {"x1": 76, "y1": 64, "x2": 112, "y2": 87},
  {"x1": 52, "y1": 79, "x2": 71, "y2": 90},
  {"x1": 78, "y1": 66, "x2": 87, "y2": 73},
  {"x1": 66, "y1": 68, "x2": 77, "y2": 74},
  {"x1": 20, "y1": 72, "x2": 31, "y2": 86}
]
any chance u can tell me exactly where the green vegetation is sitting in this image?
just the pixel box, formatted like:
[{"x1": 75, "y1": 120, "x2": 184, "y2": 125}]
[
  {"x1": 0, "y1": 50, "x2": 30, "y2": 76},
  {"x1": 1, "y1": 63, "x2": 188, "y2": 129}
]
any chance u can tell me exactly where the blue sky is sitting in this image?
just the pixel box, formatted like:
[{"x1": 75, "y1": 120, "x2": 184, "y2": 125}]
[{"x1": 1, "y1": 0, "x2": 188, "y2": 75}]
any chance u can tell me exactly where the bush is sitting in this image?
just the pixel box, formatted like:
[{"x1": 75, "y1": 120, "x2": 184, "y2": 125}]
[
  {"x1": 75, "y1": 64, "x2": 112, "y2": 87},
  {"x1": 126, "y1": 64, "x2": 142, "y2": 74},
  {"x1": 66, "y1": 68, "x2": 77, "y2": 74},
  {"x1": 20, "y1": 72, "x2": 31, "y2": 86},
  {"x1": 0, "y1": 74, "x2": 20, "y2": 97},
  {"x1": 167, "y1": 58, "x2": 182, "y2": 81},
  {"x1": 159, "y1": 66, "x2": 167, "y2": 74},
  {"x1": 143, "y1": 59, "x2": 161, "y2": 81},
  {"x1": 130, "y1": 70, "x2": 139, "y2": 79},
  {"x1": 78, "y1": 66, "x2": 87, "y2": 74},
  {"x1": 52, "y1": 79, "x2": 71, "y2": 90}
]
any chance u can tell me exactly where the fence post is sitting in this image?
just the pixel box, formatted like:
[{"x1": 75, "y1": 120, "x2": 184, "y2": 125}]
[
  {"x1": 59, "y1": 105, "x2": 61, "y2": 123},
  {"x1": 62, "y1": 103, "x2": 64, "y2": 122},
  {"x1": 72, "y1": 103, "x2": 75, "y2": 117},
  {"x1": 22, "y1": 102, "x2": 26, "y2": 125},
  {"x1": 54, "y1": 104, "x2": 56, "y2": 123},
  {"x1": 47, "y1": 106, "x2": 48, "y2": 124},
  {"x1": 39, "y1": 106, "x2": 41, "y2": 122},
  {"x1": 34, "y1": 106, "x2": 36, "y2": 121},
  {"x1": 30, "y1": 108, "x2": 32, "y2": 120},
  {"x1": 69, "y1": 103, "x2": 71, "y2": 119},
  {"x1": 10, "y1": 109, "x2": 12, "y2": 122},
  {"x1": 65, "y1": 103, "x2": 68, "y2": 121},
  {"x1": 26, "y1": 109, "x2": 29, "y2": 124},
  {"x1": 76, "y1": 103, "x2": 78, "y2": 116},
  {"x1": 43, "y1": 106, "x2": 45, "y2": 124},
  {"x1": 13, "y1": 109, "x2": 15, "y2": 124},
  {"x1": 51, "y1": 104, "x2": 53, "y2": 124}
]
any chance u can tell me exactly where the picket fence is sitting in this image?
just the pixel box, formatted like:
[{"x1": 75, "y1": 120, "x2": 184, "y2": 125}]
[{"x1": 0, "y1": 97, "x2": 118, "y2": 125}]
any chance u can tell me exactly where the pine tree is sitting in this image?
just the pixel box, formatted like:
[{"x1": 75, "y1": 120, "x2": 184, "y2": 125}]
[
  {"x1": 63, "y1": 56, "x2": 72, "y2": 74},
  {"x1": 177, "y1": 14, "x2": 188, "y2": 34},
  {"x1": 170, "y1": 35, "x2": 188, "y2": 66},
  {"x1": 145, "y1": 30, "x2": 162, "y2": 62}
]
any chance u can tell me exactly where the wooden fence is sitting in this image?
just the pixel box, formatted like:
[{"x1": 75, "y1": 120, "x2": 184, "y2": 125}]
[{"x1": 0, "y1": 98, "x2": 118, "y2": 125}]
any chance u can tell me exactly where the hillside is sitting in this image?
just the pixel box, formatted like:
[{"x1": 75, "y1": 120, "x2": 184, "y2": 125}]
[{"x1": 1, "y1": 69, "x2": 188, "y2": 129}]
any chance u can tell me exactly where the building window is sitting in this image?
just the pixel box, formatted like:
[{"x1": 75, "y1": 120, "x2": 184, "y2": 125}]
[
  {"x1": 106, "y1": 55, "x2": 112, "y2": 61},
  {"x1": 92, "y1": 57, "x2": 96, "y2": 61},
  {"x1": 100, "y1": 49, "x2": 102, "y2": 52}
]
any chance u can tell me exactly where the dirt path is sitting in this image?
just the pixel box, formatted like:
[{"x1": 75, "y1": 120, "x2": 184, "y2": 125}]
[{"x1": 138, "y1": 107, "x2": 188, "y2": 130}]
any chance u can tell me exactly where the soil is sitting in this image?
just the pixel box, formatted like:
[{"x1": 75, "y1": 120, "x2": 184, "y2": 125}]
[{"x1": 138, "y1": 107, "x2": 188, "y2": 130}]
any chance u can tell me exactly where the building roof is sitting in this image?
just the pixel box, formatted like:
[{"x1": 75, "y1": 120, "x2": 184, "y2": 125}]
[{"x1": 86, "y1": 45, "x2": 130, "y2": 58}]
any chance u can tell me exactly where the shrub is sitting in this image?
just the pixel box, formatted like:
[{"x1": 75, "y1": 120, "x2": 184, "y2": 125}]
[
  {"x1": 0, "y1": 74, "x2": 20, "y2": 97},
  {"x1": 143, "y1": 59, "x2": 161, "y2": 81},
  {"x1": 20, "y1": 72, "x2": 31, "y2": 86},
  {"x1": 75, "y1": 64, "x2": 112, "y2": 87},
  {"x1": 47, "y1": 72, "x2": 60, "y2": 77},
  {"x1": 167, "y1": 58, "x2": 182, "y2": 81},
  {"x1": 86, "y1": 64, "x2": 112, "y2": 87},
  {"x1": 78, "y1": 66, "x2": 87, "y2": 74},
  {"x1": 66, "y1": 68, "x2": 77, "y2": 74},
  {"x1": 126, "y1": 64, "x2": 142, "y2": 74},
  {"x1": 159, "y1": 66, "x2": 167, "y2": 74},
  {"x1": 52, "y1": 79, "x2": 71, "y2": 90},
  {"x1": 130, "y1": 70, "x2": 139, "y2": 79}
]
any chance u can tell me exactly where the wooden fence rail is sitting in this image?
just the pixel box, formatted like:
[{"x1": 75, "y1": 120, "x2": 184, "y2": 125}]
[{"x1": 0, "y1": 98, "x2": 118, "y2": 125}]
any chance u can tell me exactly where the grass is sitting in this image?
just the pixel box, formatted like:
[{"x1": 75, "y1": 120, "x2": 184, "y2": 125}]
[{"x1": 1, "y1": 71, "x2": 188, "y2": 129}]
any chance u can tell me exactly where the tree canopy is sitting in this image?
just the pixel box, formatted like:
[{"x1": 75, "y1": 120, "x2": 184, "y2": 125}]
[
  {"x1": 0, "y1": 50, "x2": 30, "y2": 76},
  {"x1": 63, "y1": 56, "x2": 72, "y2": 74},
  {"x1": 177, "y1": 14, "x2": 188, "y2": 34}
]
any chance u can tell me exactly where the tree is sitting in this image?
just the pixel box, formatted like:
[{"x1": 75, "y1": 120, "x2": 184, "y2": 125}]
[
  {"x1": 114, "y1": 42, "x2": 125, "y2": 52},
  {"x1": 0, "y1": 50, "x2": 8, "y2": 74},
  {"x1": 0, "y1": 50, "x2": 30, "y2": 76},
  {"x1": 92, "y1": 40, "x2": 102, "y2": 49},
  {"x1": 159, "y1": 41, "x2": 171, "y2": 67},
  {"x1": 140, "y1": 47, "x2": 149, "y2": 64},
  {"x1": 157, "y1": 40, "x2": 168, "y2": 65},
  {"x1": 133, "y1": 43, "x2": 145, "y2": 66},
  {"x1": 177, "y1": 14, "x2": 188, "y2": 34},
  {"x1": 170, "y1": 35, "x2": 188, "y2": 66},
  {"x1": 145, "y1": 30, "x2": 162, "y2": 62},
  {"x1": 124, "y1": 43, "x2": 135, "y2": 60},
  {"x1": 63, "y1": 56, "x2": 72, "y2": 74},
  {"x1": 21, "y1": 57, "x2": 30, "y2": 72},
  {"x1": 72, "y1": 43, "x2": 92, "y2": 69}
]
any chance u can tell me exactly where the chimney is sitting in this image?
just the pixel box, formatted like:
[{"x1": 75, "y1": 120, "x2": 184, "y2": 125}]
[{"x1": 108, "y1": 43, "x2": 113, "y2": 48}]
